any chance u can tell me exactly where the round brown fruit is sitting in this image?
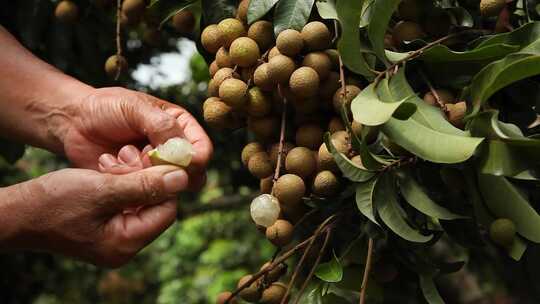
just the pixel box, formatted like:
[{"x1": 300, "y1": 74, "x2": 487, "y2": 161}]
[
  {"x1": 301, "y1": 21, "x2": 331, "y2": 51},
  {"x1": 302, "y1": 52, "x2": 332, "y2": 80},
  {"x1": 446, "y1": 101, "x2": 467, "y2": 128},
  {"x1": 392, "y1": 21, "x2": 426, "y2": 45},
  {"x1": 260, "y1": 176, "x2": 274, "y2": 194},
  {"x1": 216, "y1": 47, "x2": 234, "y2": 68},
  {"x1": 268, "y1": 46, "x2": 281, "y2": 60},
  {"x1": 203, "y1": 98, "x2": 232, "y2": 129},
  {"x1": 213, "y1": 67, "x2": 239, "y2": 87},
  {"x1": 276, "y1": 29, "x2": 304, "y2": 57},
  {"x1": 254, "y1": 63, "x2": 275, "y2": 91},
  {"x1": 319, "y1": 72, "x2": 340, "y2": 103},
  {"x1": 313, "y1": 170, "x2": 339, "y2": 197},
  {"x1": 142, "y1": 28, "x2": 161, "y2": 47},
  {"x1": 248, "y1": 152, "x2": 273, "y2": 178},
  {"x1": 266, "y1": 219, "x2": 294, "y2": 247},
  {"x1": 480, "y1": 0, "x2": 506, "y2": 17},
  {"x1": 289, "y1": 67, "x2": 320, "y2": 98},
  {"x1": 241, "y1": 142, "x2": 265, "y2": 167},
  {"x1": 351, "y1": 155, "x2": 365, "y2": 169},
  {"x1": 209, "y1": 61, "x2": 219, "y2": 78},
  {"x1": 333, "y1": 85, "x2": 361, "y2": 113},
  {"x1": 247, "y1": 87, "x2": 272, "y2": 117},
  {"x1": 104, "y1": 55, "x2": 128, "y2": 78},
  {"x1": 229, "y1": 37, "x2": 261, "y2": 67},
  {"x1": 237, "y1": 275, "x2": 262, "y2": 302},
  {"x1": 296, "y1": 124, "x2": 324, "y2": 150},
  {"x1": 268, "y1": 142, "x2": 294, "y2": 167},
  {"x1": 318, "y1": 131, "x2": 350, "y2": 172},
  {"x1": 285, "y1": 147, "x2": 317, "y2": 179},
  {"x1": 216, "y1": 291, "x2": 237, "y2": 304},
  {"x1": 207, "y1": 79, "x2": 219, "y2": 97},
  {"x1": 324, "y1": 49, "x2": 339, "y2": 70},
  {"x1": 423, "y1": 89, "x2": 455, "y2": 106},
  {"x1": 268, "y1": 55, "x2": 296, "y2": 84},
  {"x1": 351, "y1": 120, "x2": 363, "y2": 136},
  {"x1": 260, "y1": 262, "x2": 287, "y2": 283},
  {"x1": 55, "y1": 0, "x2": 79, "y2": 23},
  {"x1": 219, "y1": 78, "x2": 248, "y2": 108},
  {"x1": 217, "y1": 18, "x2": 246, "y2": 48},
  {"x1": 122, "y1": 0, "x2": 145, "y2": 20},
  {"x1": 260, "y1": 282, "x2": 287, "y2": 304},
  {"x1": 328, "y1": 117, "x2": 345, "y2": 133},
  {"x1": 248, "y1": 20, "x2": 274, "y2": 51},
  {"x1": 248, "y1": 116, "x2": 279, "y2": 139},
  {"x1": 273, "y1": 174, "x2": 306, "y2": 208},
  {"x1": 201, "y1": 24, "x2": 224, "y2": 53},
  {"x1": 172, "y1": 10, "x2": 195, "y2": 34}
]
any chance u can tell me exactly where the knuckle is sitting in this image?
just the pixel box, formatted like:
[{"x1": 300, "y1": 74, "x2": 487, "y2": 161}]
[{"x1": 137, "y1": 172, "x2": 162, "y2": 202}]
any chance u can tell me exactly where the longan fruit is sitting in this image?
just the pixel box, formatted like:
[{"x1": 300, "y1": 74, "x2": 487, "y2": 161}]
[
  {"x1": 216, "y1": 291, "x2": 237, "y2": 304},
  {"x1": 209, "y1": 61, "x2": 219, "y2": 78},
  {"x1": 260, "y1": 176, "x2": 274, "y2": 194},
  {"x1": 213, "y1": 67, "x2": 239, "y2": 87},
  {"x1": 480, "y1": 0, "x2": 506, "y2": 16},
  {"x1": 319, "y1": 72, "x2": 340, "y2": 103},
  {"x1": 247, "y1": 87, "x2": 272, "y2": 117},
  {"x1": 122, "y1": 0, "x2": 145, "y2": 20},
  {"x1": 248, "y1": 116, "x2": 279, "y2": 139},
  {"x1": 171, "y1": 10, "x2": 195, "y2": 34},
  {"x1": 302, "y1": 51, "x2": 332, "y2": 80},
  {"x1": 392, "y1": 21, "x2": 426, "y2": 45},
  {"x1": 289, "y1": 67, "x2": 320, "y2": 98},
  {"x1": 332, "y1": 85, "x2": 361, "y2": 113},
  {"x1": 285, "y1": 147, "x2": 317, "y2": 179},
  {"x1": 216, "y1": 47, "x2": 234, "y2": 68},
  {"x1": 324, "y1": 49, "x2": 339, "y2": 70},
  {"x1": 142, "y1": 28, "x2": 161, "y2": 47},
  {"x1": 241, "y1": 142, "x2": 265, "y2": 167},
  {"x1": 218, "y1": 18, "x2": 246, "y2": 48},
  {"x1": 237, "y1": 275, "x2": 262, "y2": 302},
  {"x1": 248, "y1": 151, "x2": 274, "y2": 178},
  {"x1": 268, "y1": 55, "x2": 296, "y2": 84},
  {"x1": 351, "y1": 120, "x2": 363, "y2": 136},
  {"x1": 273, "y1": 174, "x2": 306, "y2": 208},
  {"x1": 296, "y1": 124, "x2": 324, "y2": 150},
  {"x1": 446, "y1": 101, "x2": 467, "y2": 128},
  {"x1": 219, "y1": 78, "x2": 248, "y2": 108},
  {"x1": 268, "y1": 142, "x2": 294, "y2": 167},
  {"x1": 229, "y1": 37, "x2": 261, "y2": 67},
  {"x1": 318, "y1": 131, "x2": 350, "y2": 172},
  {"x1": 260, "y1": 283, "x2": 287, "y2": 304},
  {"x1": 351, "y1": 155, "x2": 365, "y2": 169},
  {"x1": 423, "y1": 89, "x2": 455, "y2": 106},
  {"x1": 313, "y1": 170, "x2": 340, "y2": 197},
  {"x1": 55, "y1": 0, "x2": 79, "y2": 23},
  {"x1": 104, "y1": 55, "x2": 128, "y2": 78},
  {"x1": 266, "y1": 219, "x2": 294, "y2": 247},
  {"x1": 248, "y1": 20, "x2": 274, "y2": 51},
  {"x1": 254, "y1": 63, "x2": 275, "y2": 91},
  {"x1": 276, "y1": 29, "x2": 304, "y2": 57},
  {"x1": 268, "y1": 46, "x2": 281, "y2": 60},
  {"x1": 201, "y1": 24, "x2": 223, "y2": 53},
  {"x1": 260, "y1": 262, "x2": 287, "y2": 283},
  {"x1": 489, "y1": 218, "x2": 516, "y2": 246},
  {"x1": 328, "y1": 117, "x2": 345, "y2": 133},
  {"x1": 207, "y1": 79, "x2": 219, "y2": 97},
  {"x1": 301, "y1": 21, "x2": 331, "y2": 51},
  {"x1": 291, "y1": 97, "x2": 319, "y2": 115},
  {"x1": 203, "y1": 98, "x2": 232, "y2": 129}
]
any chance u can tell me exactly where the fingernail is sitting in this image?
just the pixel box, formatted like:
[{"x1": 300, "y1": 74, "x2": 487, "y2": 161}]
[
  {"x1": 163, "y1": 170, "x2": 188, "y2": 193},
  {"x1": 99, "y1": 154, "x2": 117, "y2": 168},
  {"x1": 119, "y1": 146, "x2": 140, "y2": 165}
]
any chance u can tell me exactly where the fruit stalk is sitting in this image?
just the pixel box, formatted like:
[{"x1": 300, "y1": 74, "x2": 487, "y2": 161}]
[
  {"x1": 359, "y1": 238, "x2": 374, "y2": 304},
  {"x1": 115, "y1": 0, "x2": 123, "y2": 80}
]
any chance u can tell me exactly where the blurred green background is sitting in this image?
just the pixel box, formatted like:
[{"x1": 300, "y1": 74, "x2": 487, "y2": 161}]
[{"x1": 0, "y1": 1, "x2": 273, "y2": 303}]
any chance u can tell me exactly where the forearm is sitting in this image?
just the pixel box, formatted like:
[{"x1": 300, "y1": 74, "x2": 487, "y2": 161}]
[
  {"x1": 0, "y1": 26, "x2": 93, "y2": 154},
  {"x1": 0, "y1": 181, "x2": 34, "y2": 250}
]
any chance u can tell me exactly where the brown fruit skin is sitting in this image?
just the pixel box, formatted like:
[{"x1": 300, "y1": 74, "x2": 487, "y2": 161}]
[
  {"x1": 351, "y1": 155, "x2": 365, "y2": 169},
  {"x1": 318, "y1": 131, "x2": 350, "y2": 172},
  {"x1": 302, "y1": 52, "x2": 332, "y2": 80},
  {"x1": 218, "y1": 18, "x2": 246, "y2": 48},
  {"x1": 237, "y1": 275, "x2": 262, "y2": 302},
  {"x1": 260, "y1": 176, "x2": 274, "y2": 194},
  {"x1": 248, "y1": 20, "x2": 274, "y2": 51},
  {"x1": 236, "y1": 0, "x2": 250, "y2": 22},
  {"x1": 216, "y1": 47, "x2": 234, "y2": 68},
  {"x1": 219, "y1": 78, "x2": 248, "y2": 108},
  {"x1": 55, "y1": 1, "x2": 79, "y2": 23},
  {"x1": 254, "y1": 63, "x2": 275, "y2": 91},
  {"x1": 201, "y1": 24, "x2": 224, "y2": 53},
  {"x1": 301, "y1": 21, "x2": 331, "y2": 51},
  {"x1": 214, "y1": 67, "x2": 239, "y2": 87},
  {"x1": 285, "y1": 147, "x2": 317, "y2": 179},
  {"x1": 328, "y1": 117, "x2": 345, "y2": 133},
  {"x1": 104, "y1": 55, "x2": 128, "y2": 78},
  {"x1": 333, "y1": 85, "x2": 361, "y2": 113},
  {"x1": 268, "y1": 46, "x2": 281, "y2": 60},
  {"x1": 273, "y1": 174, "x2": 306, "y2": 209},
  {"x1": 423, "y1": 89, "x2": 455, "y2": 106},
  {"x1": 172, "y1": 10, "x2": 195, "y2": 34},
  {"x1": 313, "y1": 170, "x2": 339, "y2": 197},
  {"x1": 276, "y1": 29, "x2": 304, "y2": 57},
  {"x1": 203, "y1": 98, "x2": 232, "y2": 129},
  {"x1": 480, "y1": 0, "x2": 506, "y2": 16},
  {"x1": 398, "y1": 0, "x2": 423, "y2": 21},
  {"x1": 268, "y1": 55, "x2": 296, "y2": 84},
  {"x1": 209, "y1": 61, "x2": 219, "y2": 78},
  {"x1": 319, "y1": 72, "x2": 340, "y2": 103},
  {"x1": 142, "y1": 28, "x2": 161, "y2": 47},
  {"x1": 446, "y1": 101, "x2": 467, "y2": 128},
  {"x1": 207, "y1": 79, "x2": 219, "y2": 97},
  {"x1": 351, "y1": 120, "x2": 363, "y2": 136},
  {"x1": 292, "y1": 97, "x2": 319, "y2": 115},
  {"x1": 296, "y1": 124, "x2": 324, "y2": 150},
  {"x1": 289, "y1": 67, "x2": 320, "y2": 98},
  {"x1": 248, "y1": 152, "x2": 274, "y2": 178},
  {"x1": 240, "y1": 66, "x2": 256, "y2": 82},
  {"x1": 260, "y1": 262, "x2": 287, "y2": 283},
  {"x1": 229, "y1": 37, "x2": 261, "y2": 67},
  {"x1": 266, "y1": 219, "x2": 294, "y2": 247},
  {"x1": 268, "y1": 142, "x2": 295, "y2": 167},
  {"x1": 216, "y1": 291, "x2": 237, "y2": 304},
  {"x1": 392, "y1": 21, "x2": 426, "y2": 45},
  {"x1": 247, "y1": 87, "x2": 272, "y2": 117},
  {"x1": 241, "y1": 142, "x2": 265, "y2": 167},
  {"x1": 260, "y1": 282, "x2": 287, "y2": 304},
  {"x1": 122, "y1": 0, "x2": 146, "y2": 21},
  {"x1": 248, "y1": 116, "x2": 279, "y2": 139}
]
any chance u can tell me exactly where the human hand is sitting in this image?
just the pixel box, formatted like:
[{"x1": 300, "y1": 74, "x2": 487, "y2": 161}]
[
  {"x1": 62, "y1": 87, "x2": 213, "y2": 190},
  {"x1": 0, "y1": 165, "x2": 188, "y2": 267}
]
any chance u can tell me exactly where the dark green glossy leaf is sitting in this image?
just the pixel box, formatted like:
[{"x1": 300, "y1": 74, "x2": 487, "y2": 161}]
[
  {"x1": 367, "y1": 0, "x2": 400, "y2": 64},
  {"x1": 325, "y1": 133, "x2": 375, "y2": 182},
  {"x1": 201, "y1": 0, "x2": 236, "y2": 24},
  {"x1": 247, "y1": 0, "x2": 280, "y2": 24},
  {"x1": 419, "y1": 44, "x2": 519, "y2": 63},
  {"x1": 158, "y1": 1, "x2": 200, "y2": 29},
  {"x1": 419, "y1": 274, "x2": 445, "y2": 304},
  {"x1": 356, "y1": 178, "x2": 380, "y2": 225},
  {"x1": 397, "y1": 170, "x2": 468, "y2": 220},
  {"x1": 375, "y1": 173, "x2": 433, "y2": 242},
  {"x1": 508, "y1": 236, "x2": 527, "y2": 261},
  {"x1": 315, "y1": 252, "x2": 343, "y2": 283},
  {"x1": 273, "y1": 0, "x2": 314, "y2": 35},
  {"x1": 478, "y1": 174, "x2": 540, "y2": 243},
  {"x1": 337, "y1": 0, "x2": 375, "y2": 78},
  {"x1": 315, "y1": 0, "x2": 337, "y2": 20}
]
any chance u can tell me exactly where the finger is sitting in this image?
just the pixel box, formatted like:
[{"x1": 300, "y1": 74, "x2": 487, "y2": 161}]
[
  {"x1": 122, "y1": 200, "x2": 177, "y2": 245},
  {"x1": 100, "y1": 165, "x2": 189, "y2": 212},
  {"x1": 99, "y1": 154, "x2": 120, "y2": 169},
  {"x1": 117, "y1": 145, "x2": 144, "y2": 168},
  {"x1": 140, "y1": 145, "x2": 154, "y2": 168}
]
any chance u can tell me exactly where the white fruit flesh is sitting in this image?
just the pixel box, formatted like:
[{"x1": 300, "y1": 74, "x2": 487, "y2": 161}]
[
  {"x1": 148, "y1": 137, "x2": 194, "y2": 167},
  {"x1": 250, "y1": 194, "x2": 281, "y2": 227}
]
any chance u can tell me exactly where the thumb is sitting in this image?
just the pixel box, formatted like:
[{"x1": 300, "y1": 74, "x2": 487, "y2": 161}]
[{"x1": 101, "y1": 165, "x2": 189, "y2": 212}]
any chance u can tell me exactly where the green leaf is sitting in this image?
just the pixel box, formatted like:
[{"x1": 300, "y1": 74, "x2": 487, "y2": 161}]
[
  {"x1": 508, "y1": 236, "x2": 527, "y2": 261},
  {"x1": 468, "y1": 40, "x2": 540, "y2": 117},
  {"x1": 367, "y1": 0, "x2": 400, "y2": 65},
  {"x1": 381, "y1": 117, "x2": 484, "y2": 164},
  {"x1": 158, "y1": 1, "x2": 200, "y2": 29},
  {"x1": 419, "y1": 44, "x2": 520, "y2": 63},
  {"x1": 375, "y1": 173, "x2": 433, "y2": 243},
  {"x1": 477, "y1": 174, "x2": 540, "y2": 243},
  {"x1": 247, "y1": 0, "x2": 280, "y2": 24},
  {"x1": 356, "y1": 178, "x2": 380, "y2": 225},
  {"x1": 476, "y1": 22, "x2": 540, "y2": 49},
  {"x1": 419, "y1": 274, "x2": 445, "y2": 304},
  {"x1": 351, "y1": 83, "x2": 416, "y2": 126},
  {"x1": 201, "y1": 0, "x2": 236, "y2": 24},
  {"x1": 336, "y1": 0, "x2": 375, "y2": 78},
  {"x1": 325, "y1": 133, "x2": 375, "y2": 182},
  {"x1": 397, "y1": 170, "x2": 468, "y2": 220},
  {"x1": 315, "y1": 252, "x2": 343, "y2": 283},
  {"x1": 315, "y1": 0, "x2": 337, "y2": 20},
  {"x1": 273, "y1": 0, "x2": 314, "y2": 35}
]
